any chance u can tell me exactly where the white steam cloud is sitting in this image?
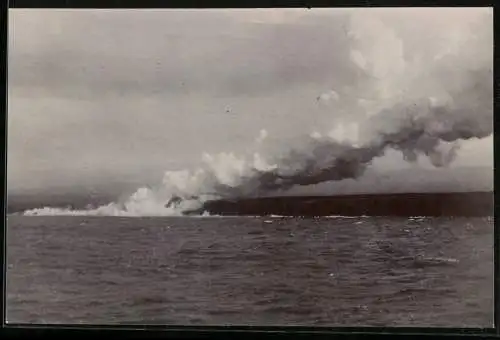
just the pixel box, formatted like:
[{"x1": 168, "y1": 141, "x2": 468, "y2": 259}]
[{"x1": 23, "y1": 9, "x2": 493, "y2": 217}]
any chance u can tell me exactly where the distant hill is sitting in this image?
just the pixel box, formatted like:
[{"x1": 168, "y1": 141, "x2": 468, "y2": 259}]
[
  {"x1": 200, "y1": 191, "x2": 494, "y2": 217},
  {"x1": 199, "y1": 166, "x2": 494, "y2": 217},
  {"x1": 6, "y1": 166, "x2": 493, "y2": 215}
]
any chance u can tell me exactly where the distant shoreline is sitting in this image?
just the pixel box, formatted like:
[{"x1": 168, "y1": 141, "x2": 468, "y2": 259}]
[
  {"x1": 7, "y1": 191, "x2": 494, "y2": 218},
  {"x1": 199, "y1": 191, "x2": 494, "y2": 217}
]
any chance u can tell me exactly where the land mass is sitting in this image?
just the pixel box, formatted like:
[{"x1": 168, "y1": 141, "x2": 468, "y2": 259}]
[
  {"x1": 197, "y1": 191, "x2": 494, "y2": 217},
  {"x1": 7, "y1": 191, "x2": 494, "y2": 217}
]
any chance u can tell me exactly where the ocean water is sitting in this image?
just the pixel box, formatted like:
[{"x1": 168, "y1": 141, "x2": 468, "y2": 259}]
[{"x1": 6, "y1": 215, "x2": 493, "y2": 327}]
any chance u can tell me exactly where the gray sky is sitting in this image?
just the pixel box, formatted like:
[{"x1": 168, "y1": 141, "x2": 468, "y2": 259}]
[{"x1": 8, "y1": 8, "x2": 493, "y2": 194}]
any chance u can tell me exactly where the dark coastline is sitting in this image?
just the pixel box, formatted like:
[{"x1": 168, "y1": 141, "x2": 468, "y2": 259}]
[
  {"x1": 7, "y1": 191, "x2": 494, "y2": 217},
  {"x1": 200, "y1": 191, "x2": 494, "y2": 217}
]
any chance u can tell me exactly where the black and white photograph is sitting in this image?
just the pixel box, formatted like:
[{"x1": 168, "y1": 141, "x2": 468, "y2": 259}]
[{"x1": 6, "y1": 8, "x2": 494, "y2": 327}]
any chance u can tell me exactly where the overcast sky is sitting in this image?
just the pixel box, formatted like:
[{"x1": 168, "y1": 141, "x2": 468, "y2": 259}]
[{"x1": 8, "y1": 8, "x2": 493, "y2": 194}]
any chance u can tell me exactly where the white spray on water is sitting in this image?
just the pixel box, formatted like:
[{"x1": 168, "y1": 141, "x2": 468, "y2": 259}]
[{"x1": 24, "y1": 10, "x2": 493, "y2": 217}]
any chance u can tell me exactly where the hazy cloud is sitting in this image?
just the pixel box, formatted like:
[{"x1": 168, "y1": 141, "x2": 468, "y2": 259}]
[{"x1": 8, "y1": 8, "x2": 493, "y2": 195}]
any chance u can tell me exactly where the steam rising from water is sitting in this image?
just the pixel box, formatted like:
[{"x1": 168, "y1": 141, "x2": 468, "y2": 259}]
[{"x1": 24, "y1": 10, "x2": 493, "y2": 217}]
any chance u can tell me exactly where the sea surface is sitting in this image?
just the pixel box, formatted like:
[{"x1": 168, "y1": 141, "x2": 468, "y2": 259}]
[{"x1": 6, "y1": 215, "x2": 494, "y2": 327}]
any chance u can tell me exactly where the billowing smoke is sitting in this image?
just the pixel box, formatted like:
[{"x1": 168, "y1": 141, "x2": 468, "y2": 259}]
[{"x1": 24, "y1": 9, "x2": 493, "y2": 217}]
